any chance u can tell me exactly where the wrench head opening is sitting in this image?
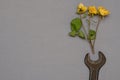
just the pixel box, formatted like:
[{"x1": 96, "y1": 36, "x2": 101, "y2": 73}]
[{"x1": 84, "y1": 51, "x2": 106, "y2": 69}]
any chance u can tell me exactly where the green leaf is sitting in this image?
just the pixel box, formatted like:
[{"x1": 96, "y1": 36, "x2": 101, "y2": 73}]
[
  {"x1": 78, "y1": 31, "x2": 85, "y2": 39},
  {"x1": 88, "y1": 30, "x2": 96, "y2": 40},
  {"x1": 71, "y1": 18, "x2": 82, "y2": 32},
  {"x1": 69, "y1": 31, "x2": 77, "y2": 37}
]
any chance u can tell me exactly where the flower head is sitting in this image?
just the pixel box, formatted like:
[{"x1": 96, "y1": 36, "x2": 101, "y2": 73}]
[
  {"x1": 98, "y1": 6, "x2": 110, "y2": 17},
  {"x1": 88, "y1": 6, "x2": 97, "y2": 16},
  {"x1": 77, "y1": 3, "x2": 87, "y2": 14}
]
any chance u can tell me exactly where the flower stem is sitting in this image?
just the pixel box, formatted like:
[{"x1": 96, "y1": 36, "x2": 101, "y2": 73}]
[
  {"x1": 80, "y1": 14, "x2": 95, "y2": 54},
  {"x1": 88, "y1": 16, "x2": 91, "y2": 31},
  {"x1": 93, "y1": 17, "x2": 101, "y2": 49},
  {"x1": 88, "y1": 16, "x2": 95, "y2": 54},
  {"x1": 89, "y1": 40, "x2": 95, "y2": 54},
  {"x1": 80, "y1": 15, "x2": 88, "y2": 38}
]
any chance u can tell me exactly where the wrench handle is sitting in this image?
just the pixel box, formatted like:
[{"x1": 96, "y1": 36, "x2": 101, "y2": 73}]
[{"x1": 89, "y1": 69, "x2": 99, "y2": 80}]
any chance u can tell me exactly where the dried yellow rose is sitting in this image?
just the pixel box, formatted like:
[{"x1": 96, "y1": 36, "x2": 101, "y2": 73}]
[
  {"x1": 88, "y1": 6, "x2": 97, "y2": 16},
  {"x1": 77, "y1": 3, "x2": 87, "y2": 14},
  {"x1": 98, "y1": 6, "x2": 110, "y2": 17}
]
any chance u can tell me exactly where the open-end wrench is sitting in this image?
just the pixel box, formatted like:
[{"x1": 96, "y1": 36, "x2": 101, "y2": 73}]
[{"x1": 84, "y1": 51, "x2": 106, "y2": 80}]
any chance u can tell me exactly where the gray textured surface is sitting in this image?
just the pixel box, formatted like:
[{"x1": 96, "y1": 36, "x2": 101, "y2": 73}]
[{"x1": 0, "y1": 0, "x2": 119, "y2": 80}]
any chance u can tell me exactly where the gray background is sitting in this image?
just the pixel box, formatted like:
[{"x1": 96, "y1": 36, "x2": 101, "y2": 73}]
[{"x1": 0, "y1": 0, "x2": 120, "y2": 80}]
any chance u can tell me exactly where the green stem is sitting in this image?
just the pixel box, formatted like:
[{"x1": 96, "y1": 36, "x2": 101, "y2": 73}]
[
  {"x1": 88, "y1": 16, "x2": 95, "y2": 54},
  {"x1": 88, "y1": 16, "x2": 91, "y2": 31},
  {"x1": 80, "y1": 14, "x2": 88, "y2": 38},
  {"x1": 93, "y1": 17, "x2": 101, "y2": 49},
  {"x1": 80, "y1": 14, "x2": 95, "y2": 54},
  {"x1": 89, "y1": 40, "x2": 95, "y2": 54}
]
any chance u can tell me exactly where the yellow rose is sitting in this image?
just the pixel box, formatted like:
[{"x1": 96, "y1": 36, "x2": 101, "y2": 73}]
[
  {"x1": 98, "y1": 6, "x2": 110, "y2": 17},
  {"x1": 77, "y1": 3, "x2": 87, "y2": 14},
  {"x1": 88, "y1": 6, "x2": 97, "y2": 15}
]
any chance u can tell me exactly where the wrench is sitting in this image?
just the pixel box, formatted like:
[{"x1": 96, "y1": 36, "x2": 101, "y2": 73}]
[{"x1": 84, "y1": 51, "x2": 106, "y2": 80}]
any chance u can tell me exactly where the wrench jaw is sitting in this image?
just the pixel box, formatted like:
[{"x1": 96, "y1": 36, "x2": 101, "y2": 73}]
[
  {"x1": 98, "y1": 51, "x2": 106, "y2": 69},
  {"x1": 84, "y1": 53, "x2": 91, "y2": 70},
  {"x1": 84, "y1": 51, "x2": 106, "y2": 69}
]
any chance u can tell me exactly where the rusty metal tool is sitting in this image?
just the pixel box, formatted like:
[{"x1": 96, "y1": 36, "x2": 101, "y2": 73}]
[{"x1": 84, "y1": 51, "x2": 106, "y2": 80}]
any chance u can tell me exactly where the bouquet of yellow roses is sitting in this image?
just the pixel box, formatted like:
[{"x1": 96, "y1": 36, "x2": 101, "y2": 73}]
[
  {"x1": 69, "y1": 3, "x2": 110, "y2": 80},
  {"x1": 69, "y1": 3, "x2": 110, "y2": 54}
]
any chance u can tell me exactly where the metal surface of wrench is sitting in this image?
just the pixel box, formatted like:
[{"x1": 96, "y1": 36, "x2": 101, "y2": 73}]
[{"x1": 84, "y1": 51, "x2": 106, "y2": 80}]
